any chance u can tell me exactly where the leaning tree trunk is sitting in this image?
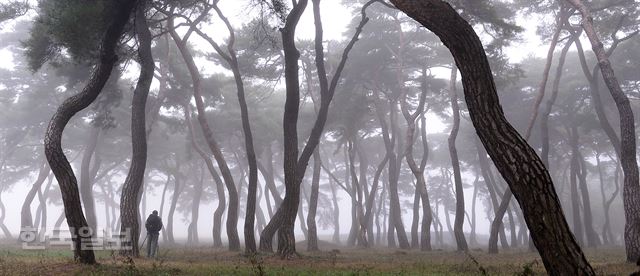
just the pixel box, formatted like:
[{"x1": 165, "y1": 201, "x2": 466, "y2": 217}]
[
  {"x1": 43, "y1": 0, "x2": 136, "y2": 264},
  {"x1": 169, "y1": 15, "x2": 240, "y2": 251},
  {"x1": 447, "y1": 65, "x2": 468, "y2": 252},
  {"x1": 389, "y1": 0, "x2": 594, "y2": 274},
  {"x1": 119, "y1": 3, "x2": 153, "y2": 257},
  {"x1": 567, "y1": 0, "x2": 640, "y2": 262}
]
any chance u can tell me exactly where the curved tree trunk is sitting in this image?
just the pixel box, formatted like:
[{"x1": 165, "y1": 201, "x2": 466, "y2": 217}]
[
  {"x1": 567, "y1": 0, "x2": 640, "y2": 262},
  {"x1": 43, "y1": 0, "x2": 136, "y2": 264},
  {"x1": 390, "y1": 0, "x2": 594, "y2": 274},
  {"x1": 447, "y1": 65, "x2": 467, "y2": 252},
  {"x1": 169, "y1": 14, "x2": 240, "y2": 251},
  {"x1": 119, "y1": 3, "x2": 153, "y2": 257}
]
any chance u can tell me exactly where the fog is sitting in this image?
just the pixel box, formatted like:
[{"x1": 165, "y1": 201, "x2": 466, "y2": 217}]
[{"x1": 0, "y1": 0, "x2": 637, "y2": 274}]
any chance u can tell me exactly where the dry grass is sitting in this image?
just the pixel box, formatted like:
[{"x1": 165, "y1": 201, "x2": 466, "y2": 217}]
[{"x1": 0, "y1": 243, "x2": 635, "y2": 275}]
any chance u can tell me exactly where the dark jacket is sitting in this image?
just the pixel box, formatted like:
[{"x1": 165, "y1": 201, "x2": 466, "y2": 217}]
[{"x1": 145, "y1": 214, "x2": 163, "y2": 234}]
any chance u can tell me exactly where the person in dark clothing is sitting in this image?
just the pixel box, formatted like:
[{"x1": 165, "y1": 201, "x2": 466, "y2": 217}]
[{"x1": 145, "y1": 210, "x2": 163, "y2": 258}]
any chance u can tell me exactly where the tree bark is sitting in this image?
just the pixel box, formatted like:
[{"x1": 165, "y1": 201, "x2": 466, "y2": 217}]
[
  {"x1": 119, "y1": 3, "x2": 153, "y2": 257},
  {"x1": 390, "y1": 0, "x2": 595, "y2": 274},
  {"x1": 43, "y1": 0, "x2": 136, "y2": 264}
]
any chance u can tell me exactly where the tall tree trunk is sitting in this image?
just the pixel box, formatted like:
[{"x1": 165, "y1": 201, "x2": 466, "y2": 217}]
[
  {"x1": 390, "y1": 0, "x2": 594, "y2": 274},
  {"x1": 119, "y1": 3, "x2": 153, "y2": 257},
  {"x1": 169, "y1": 15, "x2": 240, "y2": 251},
  {"x1": 307, "y1": 150, "x2": 321, "y2": 251},
  {"x1": 447, "y1": 65, "x2": 467, "y2": 251},
  {"x1": 43, "y1": 0, "x2": 136, "y2": 264},
  {"x1": 567, "y1": 0, "x2": 640, "y2": 261}
]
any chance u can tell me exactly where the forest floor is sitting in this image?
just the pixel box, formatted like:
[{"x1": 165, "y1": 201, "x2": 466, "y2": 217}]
[{"x1": 0, "y1": 240, "x2": 635, "y2": 275}]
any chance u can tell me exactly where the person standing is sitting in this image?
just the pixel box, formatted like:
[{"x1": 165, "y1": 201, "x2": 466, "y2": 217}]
[{"x1": 145, "y1": 210, "x2": 163, "y2": 258}]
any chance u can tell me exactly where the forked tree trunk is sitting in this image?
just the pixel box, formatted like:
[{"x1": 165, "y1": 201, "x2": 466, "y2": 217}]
[
  {"x1": 20, "y1": 161, "x2": 49, "y2": 237},
  {"x1": 402, "y1": 71, "x2": 432, "y2": 251},
  {"x1": 169, "y1": 15, "x2": 240, "y2": 251},
  {"x1": 119, "y1": 3, "x2": 153, "y2": 257},
  {"x1": 567, "y1": 0, "x2": 640, "y2": 262},
  {"x1": 390, "y1": 0, "x2": 594, "y2": 274},
  {"x1": 43, "y1": 0, "x2": 136, "y2": 264},
  {"x1": 191, "y1": 4, "x2": 259, "y2": 253},
  {"x1": 259, "y1": 0, "x2": 372, "y2": 257}
]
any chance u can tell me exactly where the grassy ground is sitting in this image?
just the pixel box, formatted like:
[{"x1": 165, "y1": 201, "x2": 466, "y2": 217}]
[{"x1": 0, "y1": 243, "x2": 635, "y2": 275}]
